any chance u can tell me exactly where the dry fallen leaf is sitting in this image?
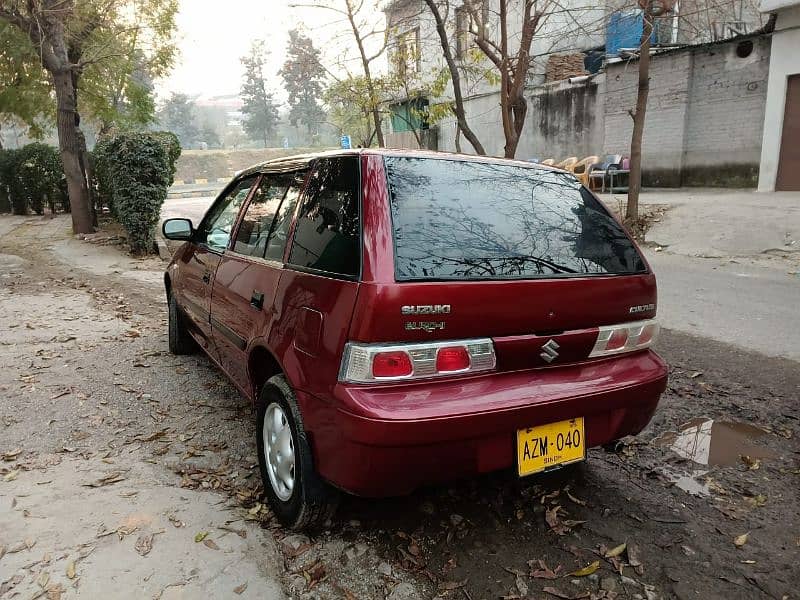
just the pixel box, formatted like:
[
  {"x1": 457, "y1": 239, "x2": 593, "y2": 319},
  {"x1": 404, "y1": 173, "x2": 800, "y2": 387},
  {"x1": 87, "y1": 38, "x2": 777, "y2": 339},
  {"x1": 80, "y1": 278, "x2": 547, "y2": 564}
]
[
  {"x1": 571, "y1": 561, "x2": 600, "y2": 577},
  {"x1": 740, "y1": 456, "x2": 761, "y2": 470},
  {"x1": 566, "y1": 490, "x2": 587, "y2": 506},
  {"x1": 734, "y1": 533, "x2": 749, "y2": 548},
  {"x1": 4, "y1": 469, "x2": 19, "y2": 482},
  {"x1": 66, "y1": 560, "x2": 76, "y2": 579},
  {"x1": 543, "y1": 586, "x2": 590, "y2": 599},
  {"x1": 604, "y1": 543, "x2": 627, "y2": 558},
  {"x1": 233, "y1": 582, "x2": 248, "y2": 595},
  {"x1": 203, "y1": 539, "x2": 220, "y2": 550},
  {"x1": 515, "y1": 575, "x2": 529, "y2": 597},
  {"x1": 627, "y1": 543, "x2": 644, "y2": 575},
  {"x1": 2, "y1": 448, "x2": 22, "y2": 461},
  {"x1": 37, "y1": 571, "x2": 50, "y2": 589},
  {"x1": 135, "y1": 533, "x2": 154, "y2": 556},
  {"x1": 530, "y1": 559, "x2": 562, "y2": 579},
  {"x1": 83, "y1": 472, "x2": 126, "y2": 487}
]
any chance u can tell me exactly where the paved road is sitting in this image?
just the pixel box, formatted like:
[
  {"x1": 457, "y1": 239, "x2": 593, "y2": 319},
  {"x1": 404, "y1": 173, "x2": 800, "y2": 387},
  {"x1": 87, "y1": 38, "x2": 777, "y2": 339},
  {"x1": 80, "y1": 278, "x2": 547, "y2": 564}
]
[
  {"x1": 646, "y1": 250, "x2": 799, "y2": 362},
  {"x1": 161, "y1": 195, "x2": 215, "y2": 225},
  {"x1": 160, "y1": 195, "x2": 800, "y2": 362}
]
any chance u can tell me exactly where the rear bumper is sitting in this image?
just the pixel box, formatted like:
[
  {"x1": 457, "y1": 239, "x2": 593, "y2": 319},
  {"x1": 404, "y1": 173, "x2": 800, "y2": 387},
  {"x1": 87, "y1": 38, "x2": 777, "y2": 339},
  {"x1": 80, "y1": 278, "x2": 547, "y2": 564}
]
[{"x1": 300, "y1": 350, "x2": 667, "y2": 497}]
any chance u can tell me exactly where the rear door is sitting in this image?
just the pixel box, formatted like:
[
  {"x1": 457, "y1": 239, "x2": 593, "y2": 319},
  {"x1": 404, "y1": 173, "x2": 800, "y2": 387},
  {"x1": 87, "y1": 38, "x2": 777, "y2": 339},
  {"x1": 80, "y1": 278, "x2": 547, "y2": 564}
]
[
  {"x1": 270, "y1": 156, "x2": 361, "y2": 397},
  {"x1": 351, "y1": 155, "x2": 657, "y2": 371},
  {"x1": 177, "y1": 175, "x2": 258, "y2": 349},
  {"x1": 209, "y1": 171, "x2": 306, "y2": 394}
]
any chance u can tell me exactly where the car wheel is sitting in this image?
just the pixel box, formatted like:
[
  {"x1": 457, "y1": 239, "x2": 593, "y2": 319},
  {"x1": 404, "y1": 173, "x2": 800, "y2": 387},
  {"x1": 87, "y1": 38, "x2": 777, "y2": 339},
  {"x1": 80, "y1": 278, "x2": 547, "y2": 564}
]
[
  {"x1": 256, "y1": 374, "x2": 339, "y2": 530},
  {"x1": 168, "y1": 293, "x2": 195, "y2": 355}
]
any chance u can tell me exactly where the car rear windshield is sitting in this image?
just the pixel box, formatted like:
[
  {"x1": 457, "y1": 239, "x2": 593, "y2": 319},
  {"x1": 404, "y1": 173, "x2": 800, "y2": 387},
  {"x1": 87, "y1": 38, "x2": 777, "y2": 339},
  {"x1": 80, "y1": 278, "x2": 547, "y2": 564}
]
[{"x1": 385, "y1": 157, "x2": 647, "y2": 281}]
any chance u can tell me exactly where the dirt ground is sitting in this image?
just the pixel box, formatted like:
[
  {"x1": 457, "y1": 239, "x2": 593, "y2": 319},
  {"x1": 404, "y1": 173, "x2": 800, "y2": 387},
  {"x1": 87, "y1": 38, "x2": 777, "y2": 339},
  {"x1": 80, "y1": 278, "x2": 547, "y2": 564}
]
[{"x1": 1, "y1": 215, "x2": 798, "y2": 600}]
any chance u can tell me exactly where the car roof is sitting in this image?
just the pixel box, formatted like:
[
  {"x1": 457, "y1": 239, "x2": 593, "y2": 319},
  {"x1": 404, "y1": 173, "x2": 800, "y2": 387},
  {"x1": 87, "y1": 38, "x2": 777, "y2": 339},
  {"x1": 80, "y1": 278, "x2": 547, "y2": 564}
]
[{"x1": 239, "y1": 148, "x2": 569, "y2": 177}]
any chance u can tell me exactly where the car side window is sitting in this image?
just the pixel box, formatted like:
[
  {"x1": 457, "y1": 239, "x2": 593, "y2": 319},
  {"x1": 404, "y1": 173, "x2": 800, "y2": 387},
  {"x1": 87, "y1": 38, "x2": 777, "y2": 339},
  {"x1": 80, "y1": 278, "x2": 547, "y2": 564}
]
[
  {"x1": 287, "y1": 157, "x2": 360, "y2": 277},
  {"x1": 264, "y1": 171, "x2": 307, "y2": 262},
  {"x1": 232, "y1": 175, "x2": 290, "y2": 257},
  {"x1": 198, "y1": 175, "x2": 258, "y2": 252}
]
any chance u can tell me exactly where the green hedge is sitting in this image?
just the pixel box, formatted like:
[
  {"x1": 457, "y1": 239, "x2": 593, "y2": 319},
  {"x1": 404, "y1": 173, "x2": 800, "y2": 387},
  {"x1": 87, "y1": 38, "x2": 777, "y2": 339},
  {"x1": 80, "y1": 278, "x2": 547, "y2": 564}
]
[
  {"x1": 94, "y1": 132, "x2": 181, "y2": 254},
  {"x1": 0, "y1": 150, "x2": 14, "y2": 214},
  {"x1": 0, "y1": 144, "x2": 67, "y2": 215}
]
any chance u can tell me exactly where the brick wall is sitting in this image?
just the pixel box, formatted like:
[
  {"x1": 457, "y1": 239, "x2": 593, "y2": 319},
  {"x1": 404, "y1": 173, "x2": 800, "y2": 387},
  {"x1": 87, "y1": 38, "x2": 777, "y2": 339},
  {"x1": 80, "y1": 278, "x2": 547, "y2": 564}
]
[
  {"x1": 603, "y1": 36, "x2": 769, "y2": 186},
  {"x1": 683, "y1": 38, "x2": 770, "y2": 185},
  {"x1": 604, "y1": 51, "x2": 692, "y2": 185}
]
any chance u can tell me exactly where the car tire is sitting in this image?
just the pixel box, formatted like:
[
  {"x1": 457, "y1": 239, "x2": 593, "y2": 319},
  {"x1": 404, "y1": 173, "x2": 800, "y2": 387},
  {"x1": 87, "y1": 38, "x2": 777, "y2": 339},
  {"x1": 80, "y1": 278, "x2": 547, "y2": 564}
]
[
  {"x1": 256, "y1": 374, "x2": 339, "y2": 530},
  {"x1": 168, "y1": 293, "x2": 195, "y2": 355}
]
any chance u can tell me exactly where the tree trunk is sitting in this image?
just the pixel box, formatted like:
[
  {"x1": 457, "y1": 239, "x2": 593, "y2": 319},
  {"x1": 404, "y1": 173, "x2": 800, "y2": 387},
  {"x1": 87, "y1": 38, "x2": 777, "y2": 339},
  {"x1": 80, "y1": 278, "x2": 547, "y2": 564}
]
[
  {"x1": 53, "y1": 69, "x2": 93, "y2": 233},
  {"x1": 422, "y1": 0, "x2": 485, "y2": 155},
  {"x1": 626, "y1": 15, "x2": 653, "y2": 223},
  {"x1": 344, "y1": 1, "x2": 384, "y2": 147}
]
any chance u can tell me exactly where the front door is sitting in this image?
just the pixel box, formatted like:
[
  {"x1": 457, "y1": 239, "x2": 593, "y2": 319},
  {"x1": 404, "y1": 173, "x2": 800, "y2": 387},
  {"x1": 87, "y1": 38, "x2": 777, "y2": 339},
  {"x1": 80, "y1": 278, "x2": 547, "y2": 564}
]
[
  {"x1": 178, "y1": 175, "x2": 259, "y2": 350},
  {"x1": 776, "y1": 74, "x2": 800, "y2": 191},
  {"x1": 210, "y1": 171, "x2": 308, "y2": 395}
]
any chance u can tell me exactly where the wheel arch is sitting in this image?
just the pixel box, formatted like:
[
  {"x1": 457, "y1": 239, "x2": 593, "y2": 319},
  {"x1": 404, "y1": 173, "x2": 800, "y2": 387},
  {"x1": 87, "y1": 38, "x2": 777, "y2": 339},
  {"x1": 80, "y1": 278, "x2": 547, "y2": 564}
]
[{"x1": 248, "y1": 343, "x2": 286, "y2": 405}]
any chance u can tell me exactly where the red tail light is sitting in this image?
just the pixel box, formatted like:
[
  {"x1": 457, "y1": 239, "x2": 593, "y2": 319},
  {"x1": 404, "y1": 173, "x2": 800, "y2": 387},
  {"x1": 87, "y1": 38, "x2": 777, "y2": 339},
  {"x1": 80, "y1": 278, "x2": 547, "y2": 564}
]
[
  {"x1": 606, "y1": 328, "x2": 629, "y2": 350},
  {"x1": 590, "y1": 319, "x2": 659, "y2": 358},
  {"x1": 340, "y1": 339, "x2": 496, "y2": 383},
  {"x1": 436, "y1": 346, "x2": 471, "y2": 372},
  {"x1": 372, "y1": 351, "x2": 413, "y2": 378}
]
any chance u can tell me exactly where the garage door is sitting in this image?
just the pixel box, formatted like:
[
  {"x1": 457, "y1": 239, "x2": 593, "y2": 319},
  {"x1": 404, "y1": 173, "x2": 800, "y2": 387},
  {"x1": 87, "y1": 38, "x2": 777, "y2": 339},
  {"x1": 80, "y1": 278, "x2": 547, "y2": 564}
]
[{"x1": 776, "y1": 74, "x2": 800, "y2": 191}]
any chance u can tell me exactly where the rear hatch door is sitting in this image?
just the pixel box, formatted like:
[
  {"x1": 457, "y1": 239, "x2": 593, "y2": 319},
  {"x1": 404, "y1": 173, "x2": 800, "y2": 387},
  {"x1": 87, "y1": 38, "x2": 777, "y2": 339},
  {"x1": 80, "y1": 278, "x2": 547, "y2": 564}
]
[{"x1": 349, "y1": 156, "x2": 656, "y2": 371}]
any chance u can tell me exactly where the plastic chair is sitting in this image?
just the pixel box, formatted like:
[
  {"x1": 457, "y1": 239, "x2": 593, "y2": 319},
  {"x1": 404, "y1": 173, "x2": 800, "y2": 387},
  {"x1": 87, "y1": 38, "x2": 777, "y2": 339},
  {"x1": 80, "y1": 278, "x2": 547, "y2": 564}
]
[
  {"x1": 572, "y1": 155, "x2": 599, "y2": 186},
  {"x1": 555, "y1": 157, "x2": 578, "y2": 171},
  {"x1": 587, "y1": 154, "x2": 623, "y2": 191}
]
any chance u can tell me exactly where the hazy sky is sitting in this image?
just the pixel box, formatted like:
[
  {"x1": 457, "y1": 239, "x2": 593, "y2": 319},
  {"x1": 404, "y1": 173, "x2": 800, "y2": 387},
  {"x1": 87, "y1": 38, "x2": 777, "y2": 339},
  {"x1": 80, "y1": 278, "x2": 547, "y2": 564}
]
[{"x1": 158, "y1": 0, "x2": 382, "y2": 102}]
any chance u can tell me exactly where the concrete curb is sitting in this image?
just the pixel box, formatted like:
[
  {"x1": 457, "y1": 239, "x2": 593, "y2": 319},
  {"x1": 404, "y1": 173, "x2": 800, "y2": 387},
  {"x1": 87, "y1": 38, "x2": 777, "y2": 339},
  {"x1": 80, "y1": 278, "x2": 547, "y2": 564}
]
[{"x1": 166, "y1": 187, "x2": 222, "y2": 199}]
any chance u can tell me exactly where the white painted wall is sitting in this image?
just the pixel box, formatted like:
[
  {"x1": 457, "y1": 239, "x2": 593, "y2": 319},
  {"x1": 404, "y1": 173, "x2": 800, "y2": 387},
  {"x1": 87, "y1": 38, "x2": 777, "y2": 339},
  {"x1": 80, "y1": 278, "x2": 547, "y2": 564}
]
[{"x1": 757, "y1": 4, "x2": 800, "y2": 191}]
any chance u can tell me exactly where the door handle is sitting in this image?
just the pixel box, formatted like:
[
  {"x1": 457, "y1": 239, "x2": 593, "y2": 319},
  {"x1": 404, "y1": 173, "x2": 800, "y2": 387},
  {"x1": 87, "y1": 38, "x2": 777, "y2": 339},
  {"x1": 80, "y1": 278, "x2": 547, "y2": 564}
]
[
  {"x1": 202, "y1": 271, "x2": 211, "y2": 284},
  {"x1": 250, "y1": 291, "x2": 264, "y2": 310}
]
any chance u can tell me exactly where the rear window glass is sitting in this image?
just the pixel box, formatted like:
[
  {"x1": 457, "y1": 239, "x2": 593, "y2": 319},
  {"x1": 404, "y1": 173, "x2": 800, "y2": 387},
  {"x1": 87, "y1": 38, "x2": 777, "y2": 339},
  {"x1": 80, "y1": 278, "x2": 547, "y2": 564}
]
[{"x1": 385, "y1": 157, "x2": 646, "y2": 281}]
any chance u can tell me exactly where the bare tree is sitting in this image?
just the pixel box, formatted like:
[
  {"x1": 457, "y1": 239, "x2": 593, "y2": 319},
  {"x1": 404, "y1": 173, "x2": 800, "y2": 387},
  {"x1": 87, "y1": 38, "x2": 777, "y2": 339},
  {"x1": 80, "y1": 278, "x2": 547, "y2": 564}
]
[
  {"x1": 626, "y1": 0, "x2": 675, "y2": 222},
  {"x1": 420, "y1": 0, "x2": 486, "y2": 155},
  {"x1": 464, "y1": 0, "x2": 554, "y2": 159},
  {"x1": 300, "y1": 0, "x2": 387, "y2": 146}
]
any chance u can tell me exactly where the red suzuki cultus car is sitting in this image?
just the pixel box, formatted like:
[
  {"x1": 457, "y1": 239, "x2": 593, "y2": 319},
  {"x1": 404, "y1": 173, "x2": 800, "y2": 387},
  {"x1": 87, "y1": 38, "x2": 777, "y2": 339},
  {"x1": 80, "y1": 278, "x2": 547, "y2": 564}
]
[{"x1": 162, "y1": 149, "x2": 667, "y2": 529}]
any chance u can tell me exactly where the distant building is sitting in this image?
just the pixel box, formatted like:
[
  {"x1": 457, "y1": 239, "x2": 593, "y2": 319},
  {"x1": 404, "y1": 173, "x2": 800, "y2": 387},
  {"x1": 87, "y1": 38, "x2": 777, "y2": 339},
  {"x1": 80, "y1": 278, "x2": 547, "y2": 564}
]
[
  {"x1": 194, "y1": 94, "x2": 245, "y2": 127},
  {"x1": 757, "y1": 0, "x2": 800, "y2": 191}
]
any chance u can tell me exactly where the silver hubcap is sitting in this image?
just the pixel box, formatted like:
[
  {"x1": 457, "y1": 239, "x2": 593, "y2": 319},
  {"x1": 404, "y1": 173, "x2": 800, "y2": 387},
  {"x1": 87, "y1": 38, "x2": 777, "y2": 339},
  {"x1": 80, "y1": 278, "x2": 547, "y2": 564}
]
[{"x1": 263, "y1": 403, "x2": 295, "y2": 501}]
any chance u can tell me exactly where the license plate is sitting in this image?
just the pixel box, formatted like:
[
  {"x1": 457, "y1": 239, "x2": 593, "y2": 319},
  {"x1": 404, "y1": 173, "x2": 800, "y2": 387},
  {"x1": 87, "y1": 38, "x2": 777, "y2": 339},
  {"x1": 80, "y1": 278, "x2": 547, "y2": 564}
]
[{"x1": 517, "y1": 417, "x2": 585, "y2": 476}]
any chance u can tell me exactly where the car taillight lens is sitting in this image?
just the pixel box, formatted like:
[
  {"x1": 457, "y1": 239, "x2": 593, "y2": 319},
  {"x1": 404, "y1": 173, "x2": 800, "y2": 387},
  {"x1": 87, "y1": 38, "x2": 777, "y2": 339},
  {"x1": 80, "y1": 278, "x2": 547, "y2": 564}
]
[
  {"x1": 590, "y1": 319, "x2": 659, "y2": 358},
  {"x1": 372, "y1": 351, "x2": 413, "y2": 378},
  {"x1": 436, "y1": 346, "x2": 471, "y2": 372},
  {"x1": 340, "y1": 339, "x2": 495, "y2": 383}
]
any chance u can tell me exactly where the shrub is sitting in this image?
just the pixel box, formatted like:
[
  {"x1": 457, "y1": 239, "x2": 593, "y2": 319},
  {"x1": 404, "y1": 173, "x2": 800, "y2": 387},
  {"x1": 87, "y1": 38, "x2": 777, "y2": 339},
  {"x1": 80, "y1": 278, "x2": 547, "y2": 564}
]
[
  {"x1": 0, "y1": 144, "x2": 65, "y2": 215},
  {"x1": 151, "y1": 131, "x2": 181, "y2": 185},
  {"x1": 0, "y1": 149, "x2": 15, "y2": 214},
  {"x1": 97, "y1": 132, "x2": 179, "y2": 254},
  {"x1": 14, "y1": 143, "x2": 64, "y2": 215},
  {"x1": 92, "y1": 141, "x2": 114, "y2": 215}
]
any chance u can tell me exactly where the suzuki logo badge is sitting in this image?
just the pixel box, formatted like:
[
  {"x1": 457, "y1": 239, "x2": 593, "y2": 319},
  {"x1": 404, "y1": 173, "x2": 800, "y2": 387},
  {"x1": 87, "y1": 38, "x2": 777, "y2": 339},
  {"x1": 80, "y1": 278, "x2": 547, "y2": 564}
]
[{"x1": 540, "y1": 339, "x2": 560, "y2": 363}]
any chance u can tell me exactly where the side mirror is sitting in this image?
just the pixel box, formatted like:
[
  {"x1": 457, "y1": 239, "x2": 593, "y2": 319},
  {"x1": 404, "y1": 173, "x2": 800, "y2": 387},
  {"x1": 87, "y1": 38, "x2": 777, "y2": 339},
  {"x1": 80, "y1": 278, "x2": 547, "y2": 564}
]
[{"x1": 162, "y1": 218, "x2": 194, "y2": 241}]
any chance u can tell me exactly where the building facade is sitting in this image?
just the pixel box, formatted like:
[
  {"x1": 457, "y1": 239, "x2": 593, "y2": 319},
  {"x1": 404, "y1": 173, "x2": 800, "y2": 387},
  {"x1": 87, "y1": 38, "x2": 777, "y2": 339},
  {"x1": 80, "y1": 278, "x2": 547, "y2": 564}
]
[{"x1": 757, "y1": 0, "x2": 800, "y2": 191}]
